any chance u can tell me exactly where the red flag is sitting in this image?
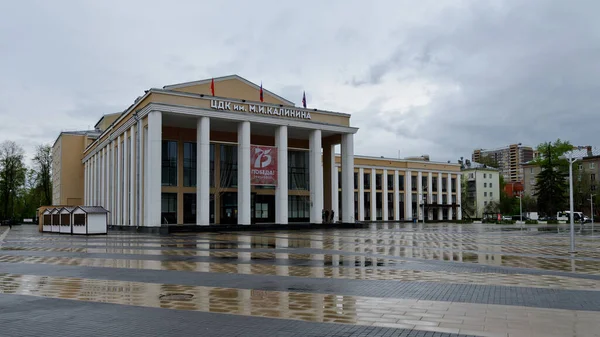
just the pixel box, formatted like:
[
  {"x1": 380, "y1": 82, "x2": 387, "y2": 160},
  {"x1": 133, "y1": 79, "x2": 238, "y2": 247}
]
[
  {"x1": 210, "y1": 78, "x2": 215, "y2": 96},
  {"x1": 302, "y1": 91, "x2": 307, "y2": 108},
  {"x1": 259, "y1": 82, "x2": 264, "y2": 102}
]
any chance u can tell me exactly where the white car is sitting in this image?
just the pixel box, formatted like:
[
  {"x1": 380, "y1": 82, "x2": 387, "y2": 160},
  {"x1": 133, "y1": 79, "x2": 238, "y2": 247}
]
[{"x1": 502, "y1": 215, "x2": 512, "y2": 221}]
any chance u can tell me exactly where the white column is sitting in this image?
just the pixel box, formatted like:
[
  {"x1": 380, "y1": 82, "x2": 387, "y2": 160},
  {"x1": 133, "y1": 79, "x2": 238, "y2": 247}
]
[
  {"x1": 332, "y1": 162, "x2": 339, "y2": 222},
  {"x1": 447, "y1": 173, "x2": 452, "y2": 220},
  {"x1": 197, "y1": 117, "x2": 211, "y2": 225},
  {"x1": 438, "y1": 172, "x2": 443, "y2": 220},
  {"x1": 417, "y1": 171, "x2": 423, "y2": 220},
  {"x1": 275, "y1": 125, "x2": 288, "y2": 224},
  {"x1": 123, "y1": 131, "x2": 129, "y2": 226},
  {"x1": 107, "y1": 142, "x2": 112, "y2": 223},
  {"x1": 237, "y1": 121, "x2": 251, "y2": 225},
  {"x1": 370, "y1": 168, "x2": 376, "y2": 221},
  {"x1": 116, "y1": 135, "x2": 122, "y2": 225},
  {"x1": 84, "y1": 162, "x2": 88, "y2": 205},
  {"x1": 405, "y1": 171, "x2": 412, "y2": 220},
  {"x1": 309, "y1": 129, "x2": 323, "y2": 223},
  {"x1": 382, "y1": 169, "x2": 388, "y2": 221},
  {"x1": 129, "y1": 126, "x2": 135, "y2": 226},
  {"x1": 341, "y1": 133, "x2": 354, "y2": 223},
  {"x1": 427, "y1": 173, "x2": 433, "y2": 220},
  {"x1": 104, "y1": 147, "x2": 109, "y2": 208},
  {"x1": 394, "y1": 170, "x2": 400, "y2": 221},
  {"x1": 93, "y1": 154, "x2": 97, "y2": 205},
  {"x1": 99, "y1": 150, "x2": 104, "y2": 207},
  {"x1": 91, "y1": 156, "x2": 95, "y2": 205},
  {"x1": 358, "y1": 168, "x2": 364, "y2": 221},
  {"x1": 146, "y1": 111, "x2": 162, "y2": 226},
  {"x1": 457, "y1": 173, "x2": 462, "y2": 221}
]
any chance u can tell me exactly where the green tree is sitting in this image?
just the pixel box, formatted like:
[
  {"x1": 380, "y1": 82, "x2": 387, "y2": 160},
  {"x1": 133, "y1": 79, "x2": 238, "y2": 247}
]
[
  {"x1": 478, "y1": 156, "x2": 499, "y2": 168},
  {"x1": 0, "y1": 141, "x2": 27, "y2": 220},
  {"x1": 461, "y1": 175, "x2": 475, "y2": 219},
  {"x1": 534, "y1": 140, "x2": 571, "y2": 216},
  {"x1": 32, "y1": 144, "x2": 52, "y2": 206}
]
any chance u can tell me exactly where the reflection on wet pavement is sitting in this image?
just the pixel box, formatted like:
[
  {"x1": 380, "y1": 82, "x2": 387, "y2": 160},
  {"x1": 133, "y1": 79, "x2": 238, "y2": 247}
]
[
  {"x1": 2, "y1": 254, "x2": 600, "y2": 291},
  {"x1": 1, "y1": 272, "x2": 599, "y2": 337},
  {"x1": 5, "y1": 223, "x2": 600, "y2": 337}
]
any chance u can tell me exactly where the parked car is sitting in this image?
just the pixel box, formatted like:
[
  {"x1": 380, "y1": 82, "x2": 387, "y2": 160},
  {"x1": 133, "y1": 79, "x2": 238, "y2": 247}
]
[{"x1": 502, "y1": 215, "x2": 512, "y2": 221}]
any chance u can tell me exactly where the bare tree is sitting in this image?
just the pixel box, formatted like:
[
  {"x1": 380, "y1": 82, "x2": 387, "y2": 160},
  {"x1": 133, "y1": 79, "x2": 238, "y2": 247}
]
[
  {"x1": 0, "y1": 141, "x2": 26, "y2": 219},
  {"x1": 32, "y1": 144, "x2": 52, "y2": 205}
]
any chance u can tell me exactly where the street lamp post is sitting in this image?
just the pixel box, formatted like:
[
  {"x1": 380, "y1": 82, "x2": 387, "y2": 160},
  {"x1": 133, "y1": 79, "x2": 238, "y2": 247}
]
[
  {"x1": 567, "y1": 148, "x2": 584, "y2": 253},
  {"x1": 590, "y1": 194, "x2": 596, "y2": 236}
]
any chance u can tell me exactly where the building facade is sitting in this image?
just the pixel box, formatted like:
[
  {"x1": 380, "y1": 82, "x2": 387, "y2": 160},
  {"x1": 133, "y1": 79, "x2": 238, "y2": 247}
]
[
  {"x1": 462, "y1": 165, "x2": 501, "y2": 218},
  {"x1": 472, "y1": 144, "x2": 534, "y2": 183},
  {"x1": 52, "y1": 131, "x2": 101, "y2": 206},
  {"x1": 53, "y1": 75, "x2": 462, "y2": 227}
]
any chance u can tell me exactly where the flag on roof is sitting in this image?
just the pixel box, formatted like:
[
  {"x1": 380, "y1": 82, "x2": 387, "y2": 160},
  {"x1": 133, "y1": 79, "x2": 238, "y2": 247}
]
[
  {"x1": 302, "y1": 91, "x2": 307, "y2": 108},
  {"x1": 259, "y1": 82, "x2": 264, "y2": 102},
  {"x1": 210, "y1": 78, "x2": 215, "y2": 96}
]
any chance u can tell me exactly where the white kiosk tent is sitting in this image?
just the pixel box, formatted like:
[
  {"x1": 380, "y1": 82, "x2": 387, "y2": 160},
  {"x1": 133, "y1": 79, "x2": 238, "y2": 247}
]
[
  {"x1": 59, "y1": 207, "x2": 75, "y2": 234},
  {"x1": 72, "y1": 206, "x2": 109, "y2": 235},
  {"x1": 51, "y1": 208, "x2": 61, "y2": 233},
  {"x1": 42, "y1": 208, "x2": 54, "y2": 232}
]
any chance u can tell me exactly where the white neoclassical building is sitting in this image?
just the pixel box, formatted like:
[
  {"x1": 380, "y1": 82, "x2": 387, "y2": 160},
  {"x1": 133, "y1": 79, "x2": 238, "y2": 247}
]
[{"x1": 51, "y1": 75, "x2": 462, "y2": 229}]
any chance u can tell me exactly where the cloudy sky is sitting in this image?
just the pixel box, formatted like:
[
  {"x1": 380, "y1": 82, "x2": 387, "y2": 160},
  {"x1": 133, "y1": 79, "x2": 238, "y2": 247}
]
[{"x1": 1, "y1": 0, "x2": 599, "y2": 164}]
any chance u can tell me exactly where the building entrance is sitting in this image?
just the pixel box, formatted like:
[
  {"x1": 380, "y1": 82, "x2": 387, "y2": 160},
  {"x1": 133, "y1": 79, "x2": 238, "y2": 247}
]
[{"x1": 251, "y1": 194, "x2": 275, "y2": 224}]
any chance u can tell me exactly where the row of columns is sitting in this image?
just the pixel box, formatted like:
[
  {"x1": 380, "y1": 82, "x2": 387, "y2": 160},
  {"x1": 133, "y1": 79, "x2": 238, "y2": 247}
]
[
  {"x1": 84, "y1": 118, "x2": 142, "y2": 227},
  {"x1": 84, "y1": 111, "x2": 356, "y2": 226},
  {"x1": 348, "y1": 169, "x2": 462, "y2": 222}
]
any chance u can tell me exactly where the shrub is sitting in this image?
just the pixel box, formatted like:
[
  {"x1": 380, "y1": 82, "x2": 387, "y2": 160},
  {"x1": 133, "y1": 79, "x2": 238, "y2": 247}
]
[
  {"x1": 457, "y1": 219, "x2": 473, "y2": 224},
  {"x1": 547, "y1": 219, "x2": 559, "y2": 224},
  {"x1": 525, "y1": 220, "x2": 538, "y2": 225},
  {"x1": 501, "y1": 220, "x2": 516, "y2": 224}
]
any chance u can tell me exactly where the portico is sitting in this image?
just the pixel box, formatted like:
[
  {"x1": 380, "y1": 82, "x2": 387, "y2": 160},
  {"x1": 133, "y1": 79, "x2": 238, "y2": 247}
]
[{"x1": 81, "y1": 75, "x2": 357, "y2": 227}]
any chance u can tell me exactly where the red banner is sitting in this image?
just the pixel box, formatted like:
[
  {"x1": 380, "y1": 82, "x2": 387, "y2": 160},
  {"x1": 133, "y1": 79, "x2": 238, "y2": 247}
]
[{"x1": 250, "y1": 145, "x2": 278, "y2": 186}]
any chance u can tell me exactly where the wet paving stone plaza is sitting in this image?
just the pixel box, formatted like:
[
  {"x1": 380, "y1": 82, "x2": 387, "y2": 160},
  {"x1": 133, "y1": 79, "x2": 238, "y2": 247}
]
[{"x1": 1, "y1": 223, "x2": 600, "y2": 337}]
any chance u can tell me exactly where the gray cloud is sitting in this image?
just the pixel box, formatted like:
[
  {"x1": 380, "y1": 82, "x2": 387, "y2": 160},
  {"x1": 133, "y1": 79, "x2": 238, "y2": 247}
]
[{"x1": 1, "y1": 0, "x2": 598, "y2": 165}]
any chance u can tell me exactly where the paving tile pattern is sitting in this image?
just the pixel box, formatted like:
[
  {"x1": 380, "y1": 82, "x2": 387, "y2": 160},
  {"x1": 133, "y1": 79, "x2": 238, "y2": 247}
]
[{"x1": 2, "y1": 224, "x2": 600, "y2": 336}]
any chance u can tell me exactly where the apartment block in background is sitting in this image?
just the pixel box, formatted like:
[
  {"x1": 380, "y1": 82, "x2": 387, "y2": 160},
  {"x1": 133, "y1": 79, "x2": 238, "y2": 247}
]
[{"x1": 472, "y1": 144, "x2": 534, "y2": 183}]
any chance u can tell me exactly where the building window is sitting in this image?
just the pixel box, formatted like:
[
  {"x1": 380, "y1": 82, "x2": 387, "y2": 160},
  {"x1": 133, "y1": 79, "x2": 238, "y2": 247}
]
[
  {"x1": 530, "y1": 168, "x2": 534, "y2": 173},
  {"x1": 484, "y1": 182, "x2": 487, "y2": 188},
  {"x1": 451, "y1": 178, "x2": 456, "y2": 192},
  {"x1": 220, "y1": 144, "x2": 238, "y2": 188},
  {"x1": 161, "y1": 141, "x2": 178, "y2": 186},
  {"x1": 364, "y1": 173, "x2": 371, "y2": 190},
  {"x1": 363, "y1": 192, "x2": 371, "y2": 220},
  {"x1": 422, "y1": 176, "x2": 427, "y2": 191},
  {"x1": 484, "y1": 173, "x2": 487, "y2": 178},
  {"x1": 387, "y1": 192, "x2": 394, "y2": 220},
  {"x1": 484, "y1": 201, "x2": 487, "y2": 206},
  {"x1": 442, "y1": 178, "x2": 447, "y2": 192},
  {"x1": 183, "y1": 142, "x2": 196, "y2": 187},
  {"x1": 387, "y1": 174, "x2": 394, "y2": 190},
  {"x1": 289, "y1": 151, "x2": 309, "y2": 190},
  {"x1": 530, "y1": 179, "x2": 535, "y2": 186},
  {"x1": 432, "y1": 177, "x2": 438, "y2": 192},
  {"x1": 484, "y1": 192, "x2": 487, "y2": 197},
  {"x1": 591, "y1": 163, "x2": 596, "y2": 169},
  {"x1": 490, "y1": 183, "x2": 492, "y2": 188},
  {"x1": 490, "y1": 192, "x2": 493, "y2": 197},
  {"x1": 592, "y1": 185, "x2": 597, "y2": 191},
  {"x1": 375, "y1": 174, "x2": 382, "y2": 190},
  {"x1": 376, "y1": 192, "x2": 383, "y2": 220},
  {"x1": 579, "y1": 164, "x2": 583, "y2": 170},
  {"x1": 411, "y1": 176, "x2": 417, "y2": 191},
  {"x1": 452, "y1": 195, "x2": 456, "y2": 203},
  {"x1": 592, "y1": 174, "x2": 596, "y2": 181},
  {"x1": 354, "y1": 172, "x2": 358, "y2": 189},
  {"x1": 161, "y1": 193, "x2": 177, "y2": 224},
  {"x1": 398, "y1": 174, "x2": 404, "y2": 190},
  {"x1": 288, "y1": 195, "x2": 310, "y2": 221},
  {"x1": 338, "y1": 171, "x2": 342, "y2": 189}
]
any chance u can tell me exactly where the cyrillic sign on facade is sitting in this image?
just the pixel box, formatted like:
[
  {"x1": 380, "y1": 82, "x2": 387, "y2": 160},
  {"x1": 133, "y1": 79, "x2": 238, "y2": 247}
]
[{"x1": 210, "y1": 99, "x2": 311, "y2": 120}]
